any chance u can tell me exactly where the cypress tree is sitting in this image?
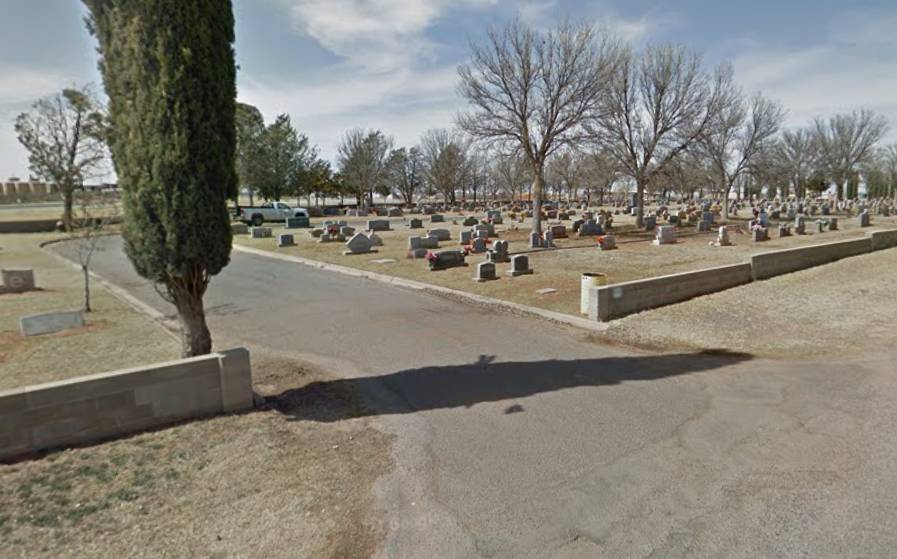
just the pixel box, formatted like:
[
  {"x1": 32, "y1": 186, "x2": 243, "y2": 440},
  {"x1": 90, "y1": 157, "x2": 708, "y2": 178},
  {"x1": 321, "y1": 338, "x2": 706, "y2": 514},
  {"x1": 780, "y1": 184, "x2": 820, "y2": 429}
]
[{"x1": 84, "y1": 0, "x2": 237, "y2": 356}]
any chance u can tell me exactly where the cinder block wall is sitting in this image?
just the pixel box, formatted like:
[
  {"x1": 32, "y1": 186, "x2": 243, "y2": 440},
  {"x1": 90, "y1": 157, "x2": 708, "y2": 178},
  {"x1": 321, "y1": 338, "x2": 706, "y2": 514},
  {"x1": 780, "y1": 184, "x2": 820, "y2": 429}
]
[
  {"x1": 0, "y1": 348, "x2": 252, "y2": 462},
  {"x1": 870, "y1": 229, "x2": 897, "y2": 251},
  {"x1": 751, "y1": 238, "x2": 872, "y2": 280},
  {"x1": 588, "y1": 263, "x2": 752, "y2": 322}
]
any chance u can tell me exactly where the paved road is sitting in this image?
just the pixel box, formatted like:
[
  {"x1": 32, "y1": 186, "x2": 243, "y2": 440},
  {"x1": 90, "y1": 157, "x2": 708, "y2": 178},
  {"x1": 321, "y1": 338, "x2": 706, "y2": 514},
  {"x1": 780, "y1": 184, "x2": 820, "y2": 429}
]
[{"x1": 55, "y1": 237, "x2": 897, "y2": 558}]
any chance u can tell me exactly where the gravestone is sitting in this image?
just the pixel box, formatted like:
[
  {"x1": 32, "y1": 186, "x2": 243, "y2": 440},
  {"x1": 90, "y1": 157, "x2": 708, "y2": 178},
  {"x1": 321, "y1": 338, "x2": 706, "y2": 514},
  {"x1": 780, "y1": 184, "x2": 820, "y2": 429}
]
[
  {"x1": 1, "y1": 269, "x2": 36, "y2": 293},
  {"x1": 507, "y1": 254, "x2": 533, "y2": 277},
  {"x1": 277, "y1": 233, "x2": 295, "y2": 247},
  {"x1": 367, "y1": 219, "x2": 391, "y2": 232},
  {"x1": 250, "y1": 227, "x2": 272, "y2": 239},
  {"x1": 529, "y1": 231, "x2": 542, "y2": 248},
  {"x1": 428, "y1": 249, "x2": 466, "y2": 270},
  {"x1": 430, "y1": 214, "x2": 445, "y2": 223},
  {"x1": 471, "y1": 236, "x2": 487, "y2": 253},
  {"x1": 388, "y1": 207, "x2": 403, "y2": 217},
  {"x1": 795, "y1": 216, "x2": 806, "y2": 235},
  {"x1": 543, "y1": 230, "x2": 555, "y2": 248},
  {"x1": 285, "y1": 216, "x2": 310, "y2": 229},
  {"x1": 778, "y1": 224, "x2": 792, "y2": 237},
  {"x1": 474, "y1": 261, "x2": 497, "y2": 282},
  {"x1": 429, "y1": 228, "x2": 451, "y2": 241},
  {"x1": 344, "y1": 233, "x2": 375, "y2": 255},
  {"x1": 715, "y1": 226, "x2": 732, "y2": 246},
  {"x1": 463, "y1": 216, "x2": 478, "y2": 227},
  {"x1": 572, "y1": 219, "x2": 584, "y2": 233},
  {"x1": 549, "y1": 224, "x2": 567, "y2": 239},
  {"x1": 408, "y1": 218, "x2": 423, "y2": 229},
  {"x1": 340, "y1": 226, "x2": 356, "y2": 237},
  {"x1": 599, "y1": 234, "x2": 617, "y2": 250},
  {"x1": 487, "y1": 240, "x2": 510, "y2": 263},
  {"x1": 859, "y1": 210, "x2": 871, "y2": 227},
  {"x1": 20, "y1": 310, "x2": 84, "y2": 336},
  {"x1": 459, "y1": 230, "x2": 472, "y2": 245},
  {"x1": 696, "y1": 220, "x2": 711, "y2": 232},
  {"x1": 701, "y1": 212, "x2": 714, "y2": 226},
  {"x1": 828, "y1": 217, "x2": 838, "y2": 231},
  {"x1": 231, "y1": 223, "x2": 249, "y2": 235},
  {"x1": 752, "y1": 227, "x2": 769, "y2": 242},
  {"x1": 653, "y1": 225, "x2": 676, "y2": 245},
  {"x1": 578, "y1": 220, "x2": 604, "y2": 237},
  {"x1": 644, "y1": 216, "x2": 657, "y2": 231},
  {"x1": 816, "y1": 220, "x2": 826, "y2": 233}
]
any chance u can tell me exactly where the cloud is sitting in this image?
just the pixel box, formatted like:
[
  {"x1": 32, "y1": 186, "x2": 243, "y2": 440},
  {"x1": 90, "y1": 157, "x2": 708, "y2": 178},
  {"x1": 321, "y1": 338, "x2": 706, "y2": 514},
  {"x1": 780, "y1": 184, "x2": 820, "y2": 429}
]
[{"x1": 731, "y1": 9, "x2": 897, "y2": 137}]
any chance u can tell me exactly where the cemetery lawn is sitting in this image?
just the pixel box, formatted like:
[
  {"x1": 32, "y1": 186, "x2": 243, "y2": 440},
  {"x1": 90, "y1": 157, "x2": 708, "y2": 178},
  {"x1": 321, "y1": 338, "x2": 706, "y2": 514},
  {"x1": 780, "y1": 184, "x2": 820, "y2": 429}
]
[
  {"x1": 233, "y1": 211, "x2": 897, "y2": 318},
  {"x1": 0, "y1": 353, "x2": 394, "y2": 559},
  {"x1": 601, "y1": 244, "x2": 897, "y2": 358},
  {"x1": 0, "y1": 233, "x2": 180, "y2": 391}
]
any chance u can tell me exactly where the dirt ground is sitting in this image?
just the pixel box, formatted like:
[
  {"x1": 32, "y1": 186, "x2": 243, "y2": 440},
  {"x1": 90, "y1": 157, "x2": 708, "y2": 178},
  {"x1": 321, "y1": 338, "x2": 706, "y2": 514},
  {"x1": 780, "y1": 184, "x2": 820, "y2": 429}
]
[
  {"x1": 234, "y1": 209, "x2": 897, "y2": 316},
  {"x1": 0, "y1": 352, "x2": 394, "y2": 559},
  {"x1": 0, "y1": 233, "x2": 181, "y2": 391}
]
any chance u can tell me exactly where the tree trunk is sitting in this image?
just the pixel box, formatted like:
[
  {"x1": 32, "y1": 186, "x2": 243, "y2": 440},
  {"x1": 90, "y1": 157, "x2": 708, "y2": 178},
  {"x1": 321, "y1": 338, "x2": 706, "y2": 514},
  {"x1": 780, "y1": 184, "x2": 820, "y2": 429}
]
[
  {"x1": 249, "y1": 189, "x2": 254, "y2": 207},
  {"x1": 532, "y1": 166, "x2": 545, "y2": 235},
  {"x1": 723, "y1": 182, "x2": 732, "y2": 220},
  {"x1": 82, "y1": 265, "x2": 92, "y2": 312},
  {"x1": 63, "y1": 186, "x2": 74, "y2": 232},
  {"x1": 635, "y1": 178, "x2": 645, "y2": 228},
  {"x1": 172, "y1": 280, "x2": 212, "y2": 357}
]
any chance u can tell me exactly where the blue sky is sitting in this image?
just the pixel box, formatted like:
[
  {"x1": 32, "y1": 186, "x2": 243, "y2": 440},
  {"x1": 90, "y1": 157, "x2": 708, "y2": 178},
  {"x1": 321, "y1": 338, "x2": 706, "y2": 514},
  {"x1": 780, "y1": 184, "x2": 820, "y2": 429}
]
[{"x1": 1, "y1": 0, "x2": 896, "y2": 178}]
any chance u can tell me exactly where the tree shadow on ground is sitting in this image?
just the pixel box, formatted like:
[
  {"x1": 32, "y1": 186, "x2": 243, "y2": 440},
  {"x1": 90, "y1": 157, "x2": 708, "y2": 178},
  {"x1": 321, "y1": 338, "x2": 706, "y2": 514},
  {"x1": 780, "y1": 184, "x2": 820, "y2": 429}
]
[{"x1": 270, "y1": 349, "x2": 752, "y2": 423}]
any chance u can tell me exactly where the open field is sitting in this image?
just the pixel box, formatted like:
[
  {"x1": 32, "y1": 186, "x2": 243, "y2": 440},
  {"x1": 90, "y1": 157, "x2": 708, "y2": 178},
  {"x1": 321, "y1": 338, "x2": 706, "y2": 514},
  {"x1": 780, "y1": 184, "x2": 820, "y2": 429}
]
[
  {"x1": 0, "y1": 352, "x2": 393, "y2": 559},
  {"x1": 234, "y1": 209, "x2": 897, "y2": 316},
  {"x1": 0, "y1": 233, "x2": 180, "y2": 391}
]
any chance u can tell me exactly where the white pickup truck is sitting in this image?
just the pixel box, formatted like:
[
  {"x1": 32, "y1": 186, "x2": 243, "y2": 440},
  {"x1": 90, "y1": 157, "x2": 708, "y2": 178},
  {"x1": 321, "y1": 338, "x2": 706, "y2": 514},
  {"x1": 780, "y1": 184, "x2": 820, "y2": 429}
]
[{"x1": 238, "y1": 202, "x2": 309, "y2": 226}]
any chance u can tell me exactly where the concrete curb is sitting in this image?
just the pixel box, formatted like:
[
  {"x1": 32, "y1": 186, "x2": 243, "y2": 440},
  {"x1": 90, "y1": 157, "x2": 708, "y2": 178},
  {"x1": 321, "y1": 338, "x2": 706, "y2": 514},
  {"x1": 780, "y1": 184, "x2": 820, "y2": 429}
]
[
  {"x1": 40, "y1": 239, "x2": 182, "y2": 342},
  {"x1": 232, "y1": 244, "x2": 608, "y2": 333}
]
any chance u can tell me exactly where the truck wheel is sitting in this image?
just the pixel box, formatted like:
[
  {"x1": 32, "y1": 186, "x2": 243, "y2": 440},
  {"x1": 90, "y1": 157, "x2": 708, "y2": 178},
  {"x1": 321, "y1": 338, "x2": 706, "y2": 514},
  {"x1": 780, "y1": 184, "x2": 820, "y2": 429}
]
[{"x1": 251, "y1": 215, "x2": 263, "y2": 226}]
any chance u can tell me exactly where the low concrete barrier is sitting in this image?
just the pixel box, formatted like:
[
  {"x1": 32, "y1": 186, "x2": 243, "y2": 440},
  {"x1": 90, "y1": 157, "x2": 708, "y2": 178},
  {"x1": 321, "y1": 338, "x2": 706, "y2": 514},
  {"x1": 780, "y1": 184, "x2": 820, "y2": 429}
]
[
  {"x1": 588, "y1": 263, "x2": 752, "y2": 322},
  {"x1": 0, "y1": 348, "x2": 253, "y2": 462},
  {"x1": 0, "y1": 219, "x2": 61, "y2": 233},
  {"x1": 869, "y1": 229, "x2": 897, "y2": 251},
  {"x1": 751, "y1": 237, "x2": 872, "y2": 280}
]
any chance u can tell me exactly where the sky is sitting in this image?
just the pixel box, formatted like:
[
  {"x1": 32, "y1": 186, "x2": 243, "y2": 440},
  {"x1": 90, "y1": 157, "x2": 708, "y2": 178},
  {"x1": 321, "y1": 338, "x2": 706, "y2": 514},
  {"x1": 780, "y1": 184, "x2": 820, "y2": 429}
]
[{"x1": 1, "y1": 0, "x2": 896, "y2": 180}]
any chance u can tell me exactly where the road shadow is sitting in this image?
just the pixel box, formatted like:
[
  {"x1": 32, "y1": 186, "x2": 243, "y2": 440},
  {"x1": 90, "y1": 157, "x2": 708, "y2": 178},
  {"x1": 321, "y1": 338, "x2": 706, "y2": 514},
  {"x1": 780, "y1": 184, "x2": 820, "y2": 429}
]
[{"x1": 271, "y1": 349, "x2": 752, "y2": 423}]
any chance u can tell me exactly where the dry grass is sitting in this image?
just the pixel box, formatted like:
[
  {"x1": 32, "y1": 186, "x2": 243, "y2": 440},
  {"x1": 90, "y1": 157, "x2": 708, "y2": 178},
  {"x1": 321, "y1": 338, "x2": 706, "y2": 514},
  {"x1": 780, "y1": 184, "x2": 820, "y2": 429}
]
[
  {"x1": 233, "y1": 210, "x2": 897, "y2": 316},
  {"x1": 0, "y1": 354, "x2": 394, "y2": 559},
  {"x1": 0, "y1": 233, "x2": 180, "y2": 391},
  {"x1": 0, "y1": 205, "x2": 120, "y2": 223},
  {"x1": 597, "y1": 245, "x2": 897, "y2": 358}
]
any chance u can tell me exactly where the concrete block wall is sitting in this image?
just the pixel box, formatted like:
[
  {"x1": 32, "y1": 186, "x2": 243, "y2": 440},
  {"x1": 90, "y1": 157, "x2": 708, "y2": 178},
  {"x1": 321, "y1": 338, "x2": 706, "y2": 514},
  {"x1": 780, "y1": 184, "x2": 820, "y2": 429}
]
[
  {"x1": 750, "y1": 237, "x2": 872, "y2": 280},
  {"x1": 869, "y1": 229, "x2": 897, "y2": 251},
  {"x1": 588, "y1": 263, "x2": 752, "y2": 322},
  {"x1": 0, "y1": 348, "x2": 252, "y2": 462}
]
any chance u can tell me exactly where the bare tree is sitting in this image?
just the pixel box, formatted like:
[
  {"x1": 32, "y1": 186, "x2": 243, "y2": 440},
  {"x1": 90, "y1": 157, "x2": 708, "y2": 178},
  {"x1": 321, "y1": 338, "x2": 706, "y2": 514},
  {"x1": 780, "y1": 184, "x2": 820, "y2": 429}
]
[
  {"x1": 587, "y1": 45, "x2": 734, "y2": 226},
  {"x1": 387, "y1": 146, "x2": 424, "y2": 205},
  {"x1": 492, "y1": 154, "x2": 530, "y2": 201},
  {"x1": 457, "y1": 18, "x2": 618, "y2": 234},
  {"x1": 547, "y1": 150, "x2": 586, "y2": 202},
  {"x1": 337, "y1": 128, "x2": 393, "y2": 208},
  {"x1": 421, "y1": 128, "x2": 468, "y2": 204},
  {"x1": 700, "y1": 92, "x2": 785, "y2": 217},
  {"x1": 71, "y1": 190, "x2": 119, "y2": 312},
  {"x1": 15, "y1": 87, "x2": 107, "y2": 230},
  {"x1": 767, "y1": 128, "x2": 819, "y2": 199},
  {"x1": 813, "y1": 110, "x2": 889, "y2": 200}
]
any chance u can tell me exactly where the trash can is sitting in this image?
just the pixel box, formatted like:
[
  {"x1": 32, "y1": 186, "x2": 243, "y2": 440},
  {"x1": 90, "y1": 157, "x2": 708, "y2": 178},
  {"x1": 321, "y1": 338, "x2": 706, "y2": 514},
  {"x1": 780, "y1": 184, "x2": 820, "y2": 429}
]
[{"x1": 580, "y1": 273, "x2": 607, "y2": 315}]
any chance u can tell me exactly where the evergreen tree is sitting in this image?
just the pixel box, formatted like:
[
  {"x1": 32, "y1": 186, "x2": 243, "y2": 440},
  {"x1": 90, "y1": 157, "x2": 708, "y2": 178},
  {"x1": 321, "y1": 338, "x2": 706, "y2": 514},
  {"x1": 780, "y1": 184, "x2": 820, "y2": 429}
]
[{"x1": 84, "y1": 0, "x2": 238, "y2": 356}]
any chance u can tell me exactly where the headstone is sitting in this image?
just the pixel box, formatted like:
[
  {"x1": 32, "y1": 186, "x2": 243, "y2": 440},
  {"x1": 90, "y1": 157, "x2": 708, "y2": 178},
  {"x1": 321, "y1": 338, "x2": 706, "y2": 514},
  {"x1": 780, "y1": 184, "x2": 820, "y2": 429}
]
[
  {"x1": 507, "y1": 254, "x2": 533, "y2": 277},
  {"x1": 367, "y1": 219, "x2": 391, "y2": 232},
  {"x1": 572, "y1": 219, "x2": 584, "y2": 233},
  {"x1": 471, "y1": 236, "x2": 487, "y2": 253},
  {"x1": 696, "y1": 220, "x2": 711, "y2": 232},
  {"x1": 529, "y1": 231, "x2": 542, "y2": 248},
  {"x1": 778, "y1": 224, "x2": 792, "y2": 237},
  {"x1": 428, "y1": 249, "x2": 466, "y2": 270},
  {"x1": 828, "y1": 217, "x2": 838, "y2": 231},
  {"x1": 250, "y1": 227, "x2": 272, "y2": 239},
  {"x1": 277, "y1": 233, "x2": 295, "y2": 247},
  {"x1": 487, "y1": 240, "x2": 510, "y2": 263},
  {"x1": 715, "y1": 226, "x2": 731, "y2": 246},
  {"x1": 795, "y1": 215, "x2": 806, "y2": 235},
  {"x1": 408, "y1": 218, "x2": 423, "y2": 229},
  {"x1": 473, "y1": 261, "x2": 497, "y2": 282},
  {"x1": 816, "y1": 220, "x2": 826, "y2": 233},
  {"x1": 340, "y1": 226, "x2": 356, "y2": 237},
  {"x1": 549, "y1": 224, "x2": 567, "y2": 239},
  {"x1": 429, "y1": 228, "x2": 451, "y2": 242},
  {"x1": 701, "y1": 212, "x2": 714, "y2": 226},
  {"x1": 463, "y1": 216, "x2": 478, "y2": 226},
  {"x1": 644, "y1": 216, "x2": 658, "y2": 231},
  {"x1": 408, "y1": 248, "x2": 429, "y2": 259},
  {"x1": 752, "y1": 227, "x2": 769, "y2": 242},
  {"x1": 344, "y1": 233, "x2": 374, "y2": 255},
  {"x1": 653, "y1": 225, "x2": 676, "y2": 245},
  {"x1": 231, "y1": 223, "x2": 249, "y2": 235},
  {"x1": 285, "y1": 216, "x2": 310, "y2": 229},
  {"x1": 430, "y1": 214, "x2": 445, "y2": 223},
  {"x1": 859, "y1": 210, "x2": 871, "y2": 227},
  {"x1": 1, "y1": 269, "x2": 36, "y2": 293},
  {"x1": 578, "y1": 220, "x2": 604, "y2": 237},
  {"x1": 388, "y1": 207, "x2": 403, "y2": 217},
  {"x1": 459, "y1": 230, "x2": 472, "y2": 245},
  {"x1": 543, "y1": 230, "x2": 555, "y2": 248},
  {"x1": 598, "y1": 234, "x2": 616, "y2": 250},
  {"x1": 20, "y1": 310, "x2": 84, "y2": 337}
]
